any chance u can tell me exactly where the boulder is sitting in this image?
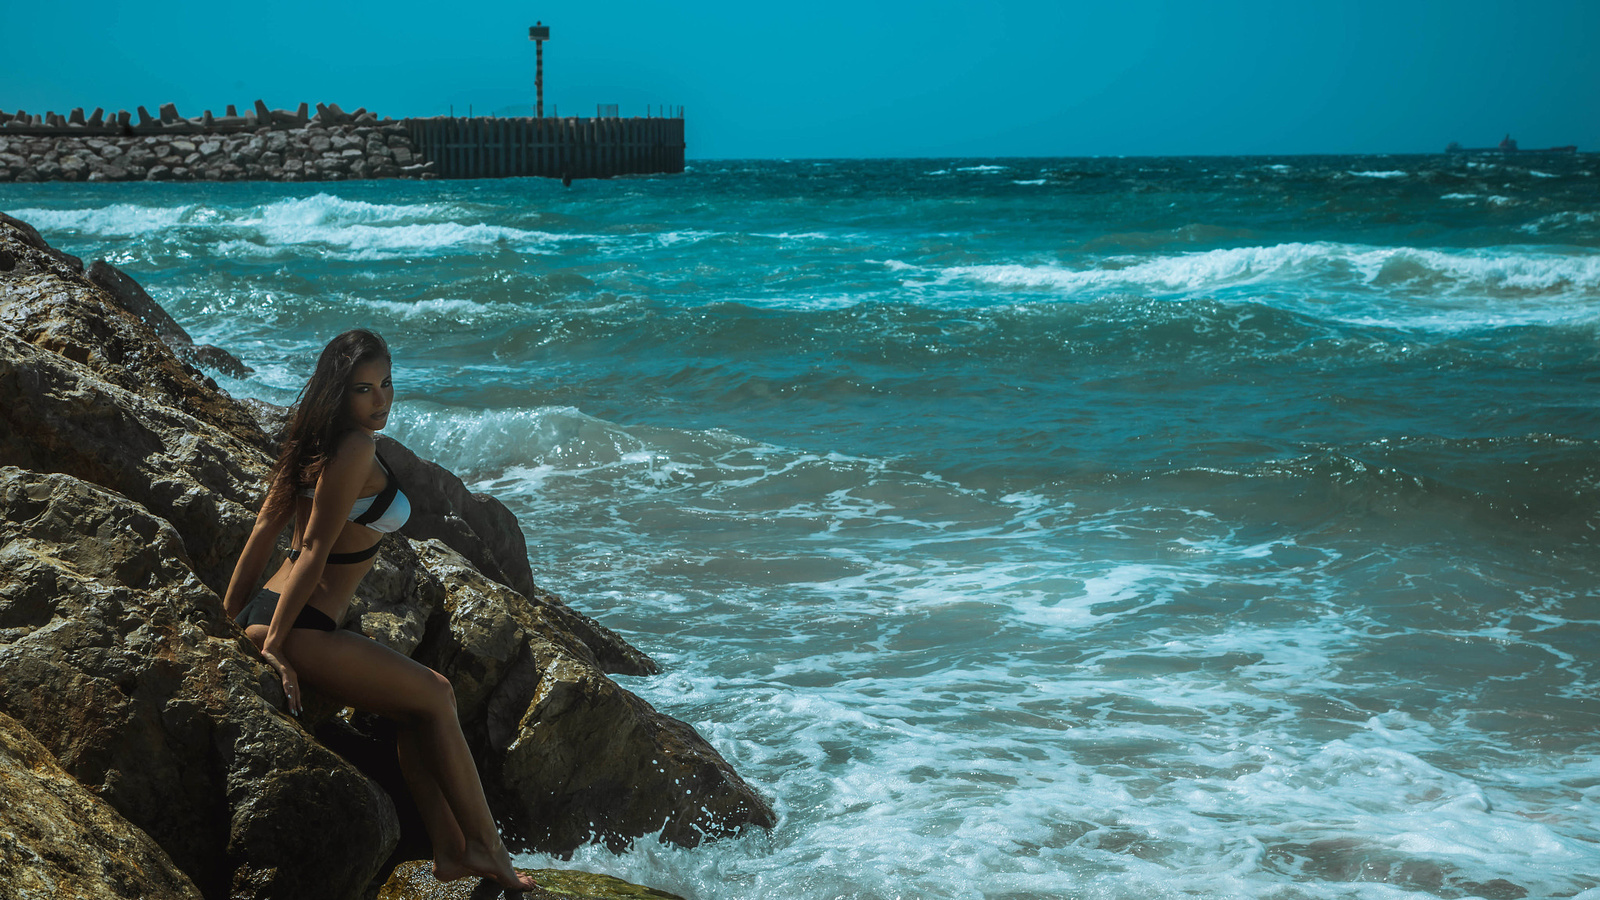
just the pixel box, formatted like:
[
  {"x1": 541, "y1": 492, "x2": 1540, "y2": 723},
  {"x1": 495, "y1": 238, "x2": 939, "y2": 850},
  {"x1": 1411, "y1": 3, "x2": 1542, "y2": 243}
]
[
  {"x1": 0, "y1": 331, "x2": 268, "y2": 589},
  {"x1": 86, "y1": 258, "x2": 253, "y2": 378},
  {"x1": 412, "y1": 540, "x2": 773, "y2": 853},
  {"x1": 0, "y1": 217, "x2": 773, "y2": 890},
  {"x1": 0, "y1": 710, "x2": 202, "y2": 900},
  {"x1": 0, "y1": 214, "x2": 263, "y2": 450},
  {"x1": 0, "y1": 467, "x2": 399, "y2": 900}
]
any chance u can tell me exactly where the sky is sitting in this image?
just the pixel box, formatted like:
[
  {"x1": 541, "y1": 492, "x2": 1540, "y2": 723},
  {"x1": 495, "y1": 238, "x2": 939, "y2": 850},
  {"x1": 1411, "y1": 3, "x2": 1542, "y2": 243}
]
[{"x1": 5, "y1": 0, "x2": 1597, "y2": 158}]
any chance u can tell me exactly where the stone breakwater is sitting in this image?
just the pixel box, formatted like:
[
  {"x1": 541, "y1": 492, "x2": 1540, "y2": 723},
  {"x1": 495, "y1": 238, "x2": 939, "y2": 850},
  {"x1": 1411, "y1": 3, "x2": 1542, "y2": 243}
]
[
  {"x1": 0, "y1": 213, "x2": 771, "y2": 898},
  {"x1": 0, "y1": 124, "x2": 434, "y2": 183}
]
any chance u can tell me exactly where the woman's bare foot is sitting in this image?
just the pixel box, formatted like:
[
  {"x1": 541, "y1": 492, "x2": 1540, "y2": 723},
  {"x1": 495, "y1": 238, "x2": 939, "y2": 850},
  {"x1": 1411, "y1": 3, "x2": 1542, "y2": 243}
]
[{"x1": 432, "y1": 839, "x2": 539, "y2": 892}]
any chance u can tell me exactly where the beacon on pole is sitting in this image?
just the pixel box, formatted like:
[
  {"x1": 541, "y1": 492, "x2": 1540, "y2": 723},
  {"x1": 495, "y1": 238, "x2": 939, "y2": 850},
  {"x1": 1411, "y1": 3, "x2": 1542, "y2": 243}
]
[{"x1": 529, "y1": 22, "x2": 551, "y2": 118}]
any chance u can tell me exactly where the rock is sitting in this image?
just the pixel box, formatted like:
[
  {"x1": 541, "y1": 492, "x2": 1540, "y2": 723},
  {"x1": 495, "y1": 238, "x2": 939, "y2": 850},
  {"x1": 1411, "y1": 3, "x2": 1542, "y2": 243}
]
[
  {"x1": 86, "y1": 258, "x2": 254, "y2": 378},
  {"x1": 0, "y1": 467, "x2": 400, "y2": 900},
  {"x1": 0, "y1": 710, "x2": 203, "y2": 900},
  {"x1": 376, "y1": 859, "x2": 685, "y2": 900},
  {"x1": 0, "y1": 332, "x2": 272, "y2": 590},
  {"x1": 0, "y1": 210, "x2": 85, "y2": 272},
  {"x1": 0, "y1": 218, "x2": 262, "y2": 452},
  {"x1": 0, "y1": 217, "x2": 775, "y2": 888},
  {"x1": 412, "y1": 540, "x2": 772, "y2": 853},
  {"x1": 158, "y1": 102, "x2": 180, "y2": 124},
  {"x1": 374, "y1": 436, "x2": 541, "y2": 607}
]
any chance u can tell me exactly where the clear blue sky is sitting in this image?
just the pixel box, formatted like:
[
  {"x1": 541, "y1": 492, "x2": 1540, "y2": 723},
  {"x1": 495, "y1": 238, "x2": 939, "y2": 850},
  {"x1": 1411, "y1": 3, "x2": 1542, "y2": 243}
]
[{"x1": 7, "y1": 0, "x2": 1596, "y2": 158}]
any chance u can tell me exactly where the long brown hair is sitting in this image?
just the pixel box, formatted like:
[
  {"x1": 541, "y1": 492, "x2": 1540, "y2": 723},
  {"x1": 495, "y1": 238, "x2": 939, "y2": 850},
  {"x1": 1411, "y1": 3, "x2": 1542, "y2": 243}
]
[{"x1": 262, "y1": 329, "x2": 390, "y2": 520}]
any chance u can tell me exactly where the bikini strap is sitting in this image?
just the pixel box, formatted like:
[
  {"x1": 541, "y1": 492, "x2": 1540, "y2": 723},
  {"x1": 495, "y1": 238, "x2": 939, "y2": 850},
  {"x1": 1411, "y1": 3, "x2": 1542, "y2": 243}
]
[
  {"x1": 352, "y1": 452, "x2": 401, "y2": 526},
  {"x1": 287, "y1": 542, "x2": 382, "y2": 565}
]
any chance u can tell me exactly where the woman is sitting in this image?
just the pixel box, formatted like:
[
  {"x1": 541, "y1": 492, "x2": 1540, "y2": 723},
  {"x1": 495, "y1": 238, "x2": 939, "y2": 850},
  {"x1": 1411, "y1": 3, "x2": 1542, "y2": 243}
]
[{"x1": 222, "y1": 329, "x2": 538, "y2": 893}]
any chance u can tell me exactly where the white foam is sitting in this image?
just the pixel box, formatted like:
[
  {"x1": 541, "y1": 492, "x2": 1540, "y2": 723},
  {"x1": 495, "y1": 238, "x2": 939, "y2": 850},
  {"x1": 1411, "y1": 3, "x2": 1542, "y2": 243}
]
[
  {"x1": 925, "y1": 243, "x2": 1600, "y2": 325},
  {"x1": 932, "y1": 242, "x2": 1336, "y2": 293},
  {"x1": 10, "y1": 203, "x2": 194, "y2": 235},
  {"x1": 246, "y1": 193, "x2": 447, "y2": 227},
  {"x1": 1350, "y1": 170, "x2": 1408, "y2": 178}
]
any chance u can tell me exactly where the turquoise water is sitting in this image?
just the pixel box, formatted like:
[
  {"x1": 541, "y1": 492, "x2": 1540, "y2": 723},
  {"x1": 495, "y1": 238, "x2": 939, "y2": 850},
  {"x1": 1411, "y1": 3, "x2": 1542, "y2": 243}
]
[{"x1": 6, "y1": 154, "x2": 1599, "y2": 899}]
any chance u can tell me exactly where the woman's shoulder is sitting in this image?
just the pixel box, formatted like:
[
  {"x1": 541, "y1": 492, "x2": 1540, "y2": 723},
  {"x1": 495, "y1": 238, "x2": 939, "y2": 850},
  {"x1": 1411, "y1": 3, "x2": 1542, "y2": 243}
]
[
  {"x1": 334, "y1": 429, "x2": 377, "y2": 454},
  {"x1": 328, "y1": 430, "x2": 377, "y2": 470}
]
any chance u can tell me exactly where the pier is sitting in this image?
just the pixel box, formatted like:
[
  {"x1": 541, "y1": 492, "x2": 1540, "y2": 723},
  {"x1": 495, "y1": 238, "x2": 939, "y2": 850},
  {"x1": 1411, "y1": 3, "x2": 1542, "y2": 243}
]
[
  {"x1": 405, "y1": 113, "x2": 685, "y2": 179},
  {"x1": 0, "y1": 101, "x2": 687, "y2": 183}
]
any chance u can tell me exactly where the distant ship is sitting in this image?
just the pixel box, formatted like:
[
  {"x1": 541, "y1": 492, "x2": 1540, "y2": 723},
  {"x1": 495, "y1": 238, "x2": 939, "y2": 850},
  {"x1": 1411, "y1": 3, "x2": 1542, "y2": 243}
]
[{"x1": 1445, "y1": 134, "x2": 1578, "y2": 153}]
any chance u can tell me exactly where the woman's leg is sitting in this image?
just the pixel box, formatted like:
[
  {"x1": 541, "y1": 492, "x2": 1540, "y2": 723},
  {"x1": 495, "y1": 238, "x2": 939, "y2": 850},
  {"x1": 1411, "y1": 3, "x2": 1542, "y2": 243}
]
[
  {"x1": 280, "y1": 628, "x2": 538, "y2": 890},
  {"x1": 397, "y1": 726, "x2": 467, "y2": 865}
]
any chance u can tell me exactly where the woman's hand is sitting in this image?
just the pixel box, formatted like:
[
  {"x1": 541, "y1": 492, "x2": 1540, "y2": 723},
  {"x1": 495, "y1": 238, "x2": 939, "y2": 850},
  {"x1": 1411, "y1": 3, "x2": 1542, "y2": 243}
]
[{"x1": 260, "y1": 645, "x2": 302, "y2": 716}]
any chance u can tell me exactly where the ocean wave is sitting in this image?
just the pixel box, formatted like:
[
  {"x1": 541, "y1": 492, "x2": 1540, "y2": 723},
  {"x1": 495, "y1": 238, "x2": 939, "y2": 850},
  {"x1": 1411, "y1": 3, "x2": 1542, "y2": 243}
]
[
  {"x1": 927, "y1": 243, "x2": 1600, "y2": 312},
  {"x1": 243, "y1": 193, "x2": 451, "y2": 228},
  {"x1": 8, "y1": 203, "x2": 196, "y2": 235}
]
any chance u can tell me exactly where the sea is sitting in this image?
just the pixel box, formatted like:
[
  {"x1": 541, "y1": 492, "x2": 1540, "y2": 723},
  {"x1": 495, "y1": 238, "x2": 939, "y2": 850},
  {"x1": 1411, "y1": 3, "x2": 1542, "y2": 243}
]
[{"x1": 5, "y1": 154, "x2": 1598, "y2": 900}]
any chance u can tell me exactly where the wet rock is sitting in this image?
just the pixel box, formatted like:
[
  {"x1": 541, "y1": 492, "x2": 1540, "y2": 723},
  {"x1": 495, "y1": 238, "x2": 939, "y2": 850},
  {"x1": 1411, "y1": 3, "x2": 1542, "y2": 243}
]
[
  {"x1": 413, "y1": 540, "x2": 772, "y2": 853},
  {"x1": 0, "y1": 710, "x2": 203, "y2": 900},
  {"x1": 86, "y1": 258, "x2": 254, "y2": 378},
  {"x1": 376, "y1": 859, "x2": 685, "y2": 900}
]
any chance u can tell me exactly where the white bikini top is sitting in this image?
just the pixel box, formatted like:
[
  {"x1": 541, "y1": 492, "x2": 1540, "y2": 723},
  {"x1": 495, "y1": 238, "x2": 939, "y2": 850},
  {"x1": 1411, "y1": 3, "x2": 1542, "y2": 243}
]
[{"x1": 299, "y1": 453, "x2": 411, "y2": 534}]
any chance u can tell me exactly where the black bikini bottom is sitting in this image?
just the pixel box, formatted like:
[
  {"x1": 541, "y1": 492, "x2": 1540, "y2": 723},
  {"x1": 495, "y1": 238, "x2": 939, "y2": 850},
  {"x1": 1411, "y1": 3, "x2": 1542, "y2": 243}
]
[{"x1": 233, "y1": 587, "x2": 337, "y2": 632}]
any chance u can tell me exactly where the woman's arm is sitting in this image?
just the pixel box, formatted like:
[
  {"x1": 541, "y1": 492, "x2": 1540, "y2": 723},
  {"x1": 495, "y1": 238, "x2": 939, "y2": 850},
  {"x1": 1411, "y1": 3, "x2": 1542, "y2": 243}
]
[
  {"x1": 258, "y1": 431, "x2": 374, "y2": 715},
  {"x1": 261, "y1": 431, "x2": 374, "y2": 654},
  {"x1": 221, "y1": 486, "x2": 295, "y2": 619}
]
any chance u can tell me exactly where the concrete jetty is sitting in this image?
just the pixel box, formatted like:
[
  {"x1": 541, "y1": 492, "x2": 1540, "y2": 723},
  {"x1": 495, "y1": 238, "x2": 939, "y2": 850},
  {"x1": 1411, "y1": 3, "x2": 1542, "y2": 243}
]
[{"x1": 0, "y1": 100, "x2": 686, "y2": 182}]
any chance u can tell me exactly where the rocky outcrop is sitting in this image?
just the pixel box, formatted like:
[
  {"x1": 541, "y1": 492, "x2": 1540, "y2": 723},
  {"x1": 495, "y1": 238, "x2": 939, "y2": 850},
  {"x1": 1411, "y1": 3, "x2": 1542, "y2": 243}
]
[
  {"x1": 0, "y1": 213, "x2": 266, "y2": 451},
  {"x1": 412, "y1": 540, "x2": 768, "y2": 851},
  {"x1": 0, "y1": 710, "x2": 202, "y2": 900},
  {"x1": 0, "y1": 216, "x2": 774, "y2": 898},
  {"x1": 87, "y1": 259, "x2": 252, "y2": 378},
  {"x1": 0, "y1": 467, "x2": 399, "y2": 900}
]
